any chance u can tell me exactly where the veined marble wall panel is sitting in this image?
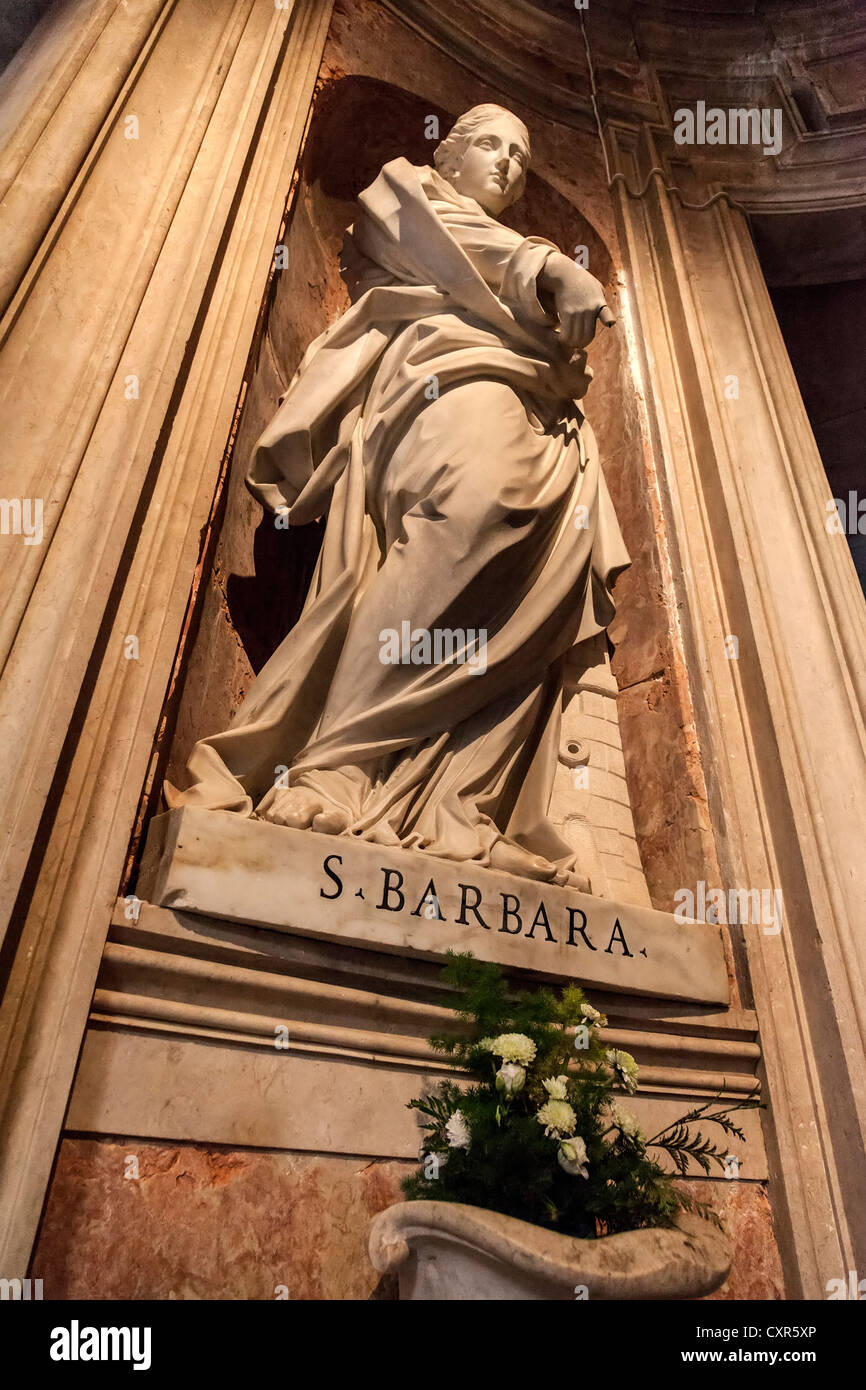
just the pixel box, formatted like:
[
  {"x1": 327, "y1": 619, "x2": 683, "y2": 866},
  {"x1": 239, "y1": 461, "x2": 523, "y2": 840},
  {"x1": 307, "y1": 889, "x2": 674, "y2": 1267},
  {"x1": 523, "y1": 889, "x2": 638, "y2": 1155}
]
[{"x1": 30, "y1": 1136, "x2": 784, "y2": 1299}]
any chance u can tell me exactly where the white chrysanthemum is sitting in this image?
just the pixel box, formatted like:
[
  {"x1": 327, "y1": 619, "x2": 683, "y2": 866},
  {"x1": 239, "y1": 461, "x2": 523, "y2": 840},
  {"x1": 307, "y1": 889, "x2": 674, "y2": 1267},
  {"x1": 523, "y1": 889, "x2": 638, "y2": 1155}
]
[
  {"x1": 610, "y1": 1103, "x2": 643, "y2": 1141},
  {"x1": 495, "y1": 1063, "x2": 526, "y2": 1097},
  {"x1": 536, "y1": 1099, "x2": 577, "y2": 1138},
  {"x1": 606, "y1": 1048, "x2": 639, "y2": 1094},
  {"x1": 445, "y1": 1110, "x2": 471, "y2": 1150},
  {"x1": 542, "y1": 1075, "x2": 570, "y2": 1100},
  {"x1": 490, "y1": 1033, "x2": 537, "y2": 1065},
  {"x1": 558, "y1": 1135, "x2": 589, "y2": 1178}
]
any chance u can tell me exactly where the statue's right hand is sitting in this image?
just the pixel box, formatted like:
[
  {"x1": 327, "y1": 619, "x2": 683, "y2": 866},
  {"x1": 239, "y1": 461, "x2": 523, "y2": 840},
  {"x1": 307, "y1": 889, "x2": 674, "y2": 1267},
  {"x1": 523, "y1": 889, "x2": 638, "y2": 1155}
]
[{"x1": 539, "y1": 252, "x2": 614, "y2": 349}]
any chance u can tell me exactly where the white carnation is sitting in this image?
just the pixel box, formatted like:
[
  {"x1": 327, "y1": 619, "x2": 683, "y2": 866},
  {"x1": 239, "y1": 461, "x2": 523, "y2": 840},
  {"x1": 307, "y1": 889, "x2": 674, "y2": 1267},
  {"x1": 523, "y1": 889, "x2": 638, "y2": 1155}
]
[{"x1": 495, "y1": 1062, "x2": 526, "y2": 1097}]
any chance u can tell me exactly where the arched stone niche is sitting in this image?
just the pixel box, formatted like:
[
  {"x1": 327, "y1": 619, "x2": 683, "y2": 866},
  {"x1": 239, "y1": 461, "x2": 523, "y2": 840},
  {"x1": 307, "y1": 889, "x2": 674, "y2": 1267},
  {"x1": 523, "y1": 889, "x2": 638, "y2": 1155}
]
[{"x1": 155, "y1": 70, "x2": 717, "y2": 919}]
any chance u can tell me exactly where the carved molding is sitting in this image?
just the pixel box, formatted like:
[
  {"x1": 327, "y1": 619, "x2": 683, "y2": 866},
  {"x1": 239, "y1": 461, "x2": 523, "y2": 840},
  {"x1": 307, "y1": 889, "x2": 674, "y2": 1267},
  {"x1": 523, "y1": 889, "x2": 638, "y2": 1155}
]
[
  {"x1": 0, "y1": 0, "x2": 335, "y2": 1275},
  {"x1": 63, "y1": 899, "x2": 766, "y2": 1177},
  {"x1": 608, "y1": 121, "x2": 866, "y2": 1295}
]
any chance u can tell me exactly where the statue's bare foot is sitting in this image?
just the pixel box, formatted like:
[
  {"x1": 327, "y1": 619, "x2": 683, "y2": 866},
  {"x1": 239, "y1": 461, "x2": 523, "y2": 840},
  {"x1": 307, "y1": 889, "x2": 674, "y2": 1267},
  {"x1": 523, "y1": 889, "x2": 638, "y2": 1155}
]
[
  {"x1": 262, "y1": 787, "x2": 323, "y2": 829},
  {"x1": 489, "y1": 839, "x2": 558, "y2": 882},
  {"x1": 312, "y1": 808, "x2": 350, "y2": 835}
]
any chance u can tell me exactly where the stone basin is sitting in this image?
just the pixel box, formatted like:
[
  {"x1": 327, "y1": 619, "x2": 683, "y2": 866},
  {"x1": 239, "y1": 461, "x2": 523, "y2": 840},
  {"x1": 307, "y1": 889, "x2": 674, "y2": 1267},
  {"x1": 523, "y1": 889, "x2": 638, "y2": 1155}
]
[{"x1": 368, "y1": 1200, "x2": 732, "y2": 1300}]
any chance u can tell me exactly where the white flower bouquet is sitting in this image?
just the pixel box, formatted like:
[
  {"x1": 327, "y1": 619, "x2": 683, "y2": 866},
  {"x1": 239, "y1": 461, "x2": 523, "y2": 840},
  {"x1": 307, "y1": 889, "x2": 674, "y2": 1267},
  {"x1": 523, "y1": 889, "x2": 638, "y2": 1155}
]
[{"x1": 403, "y1": 953, "x2": 758, "y2": 1237}]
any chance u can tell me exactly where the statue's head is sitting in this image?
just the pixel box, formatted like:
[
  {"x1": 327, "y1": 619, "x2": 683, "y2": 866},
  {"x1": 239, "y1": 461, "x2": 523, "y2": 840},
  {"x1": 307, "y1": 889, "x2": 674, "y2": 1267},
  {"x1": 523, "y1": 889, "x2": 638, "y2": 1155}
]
[{"x1": 434, "y1": 104, "x2": 530, "y2": 216}]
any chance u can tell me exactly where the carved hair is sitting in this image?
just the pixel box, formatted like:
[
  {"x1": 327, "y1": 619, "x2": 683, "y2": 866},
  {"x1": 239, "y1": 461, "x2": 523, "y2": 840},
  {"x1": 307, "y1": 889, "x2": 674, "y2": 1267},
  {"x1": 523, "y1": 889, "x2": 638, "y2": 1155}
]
[{"x1": 433, "y1": 105, "x2": 531, "y2": 192}]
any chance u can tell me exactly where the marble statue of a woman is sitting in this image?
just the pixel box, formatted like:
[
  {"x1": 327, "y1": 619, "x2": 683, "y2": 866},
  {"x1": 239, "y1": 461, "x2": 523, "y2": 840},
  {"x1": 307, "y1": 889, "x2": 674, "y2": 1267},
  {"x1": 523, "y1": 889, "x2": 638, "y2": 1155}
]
[{"x1": 168, "y1": 104, "x2": 629, "y2": 886}]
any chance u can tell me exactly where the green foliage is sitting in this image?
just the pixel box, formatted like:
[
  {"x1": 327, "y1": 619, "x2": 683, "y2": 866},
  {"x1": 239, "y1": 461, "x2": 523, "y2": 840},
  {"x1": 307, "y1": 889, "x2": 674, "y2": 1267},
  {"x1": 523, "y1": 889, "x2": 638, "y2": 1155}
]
[
  {"x1": 647, "y1": 1097, "x2": 756, "y2": 1177},
  {"x1": 402, "y1": 952, "x2": 760, "y2": 1239}
]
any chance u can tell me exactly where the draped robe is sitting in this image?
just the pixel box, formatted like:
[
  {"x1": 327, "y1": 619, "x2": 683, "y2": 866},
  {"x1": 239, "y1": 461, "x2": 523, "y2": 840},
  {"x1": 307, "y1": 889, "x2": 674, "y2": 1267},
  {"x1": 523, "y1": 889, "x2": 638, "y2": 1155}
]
[{"x1": 168, "y1": 157, "x2": 629, "y2": 870}]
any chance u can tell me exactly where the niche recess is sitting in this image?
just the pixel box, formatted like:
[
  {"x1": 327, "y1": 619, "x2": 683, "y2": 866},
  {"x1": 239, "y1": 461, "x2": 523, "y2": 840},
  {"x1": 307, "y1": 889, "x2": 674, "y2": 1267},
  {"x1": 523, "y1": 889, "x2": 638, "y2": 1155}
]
[{"x1": 132, "y1": 70, "x2": 719, "y2": 916}]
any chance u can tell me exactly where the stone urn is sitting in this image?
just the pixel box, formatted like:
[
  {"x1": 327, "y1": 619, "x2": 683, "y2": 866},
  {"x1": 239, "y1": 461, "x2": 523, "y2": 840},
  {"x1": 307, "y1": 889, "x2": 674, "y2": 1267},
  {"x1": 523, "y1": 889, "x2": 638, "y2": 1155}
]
[{"x1": 368, "y1": 1200, "x2": 732, "y2": 1300}]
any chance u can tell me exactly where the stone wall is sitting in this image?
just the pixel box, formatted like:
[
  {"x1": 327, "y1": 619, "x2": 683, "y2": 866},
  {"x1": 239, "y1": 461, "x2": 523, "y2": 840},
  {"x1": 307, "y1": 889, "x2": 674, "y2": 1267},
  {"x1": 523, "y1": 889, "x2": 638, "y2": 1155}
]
[
  {"x1": 13, "y1": 0, "x2": 865, "y2": 1303},
  {"x1": 30, "y1": 893, "x2": 770, "y2": 1298}
]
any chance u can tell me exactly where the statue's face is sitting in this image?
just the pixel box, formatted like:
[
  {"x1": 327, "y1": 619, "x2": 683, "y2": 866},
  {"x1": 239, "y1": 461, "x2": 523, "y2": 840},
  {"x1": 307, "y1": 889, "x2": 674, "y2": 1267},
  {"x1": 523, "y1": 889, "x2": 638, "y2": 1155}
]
[{"x1": 448, "y1": 116, "x2": 529, "y2": 215}]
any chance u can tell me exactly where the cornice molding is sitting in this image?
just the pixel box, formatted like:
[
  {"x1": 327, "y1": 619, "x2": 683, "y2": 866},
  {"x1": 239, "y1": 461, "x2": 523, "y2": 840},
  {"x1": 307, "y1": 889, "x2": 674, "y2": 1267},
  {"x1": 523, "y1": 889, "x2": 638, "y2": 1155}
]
[
  {"x1": 94, "y1": 901, "x2": 761, "y2": 1100},
  {"x1": 381, "y1": 0, "x2": 866, "y2": 216}
]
